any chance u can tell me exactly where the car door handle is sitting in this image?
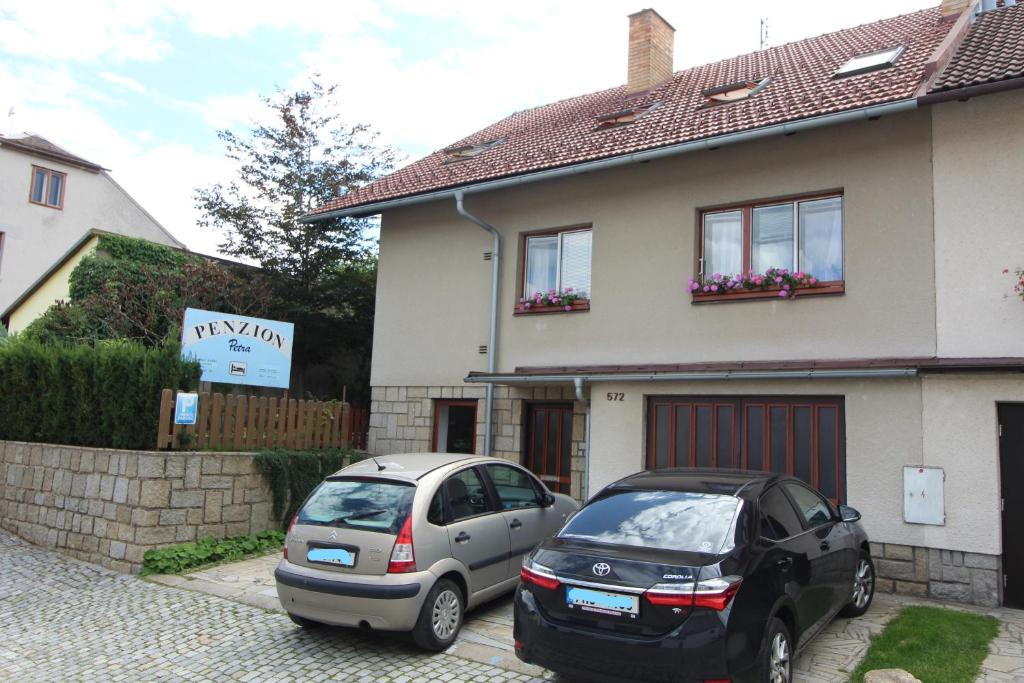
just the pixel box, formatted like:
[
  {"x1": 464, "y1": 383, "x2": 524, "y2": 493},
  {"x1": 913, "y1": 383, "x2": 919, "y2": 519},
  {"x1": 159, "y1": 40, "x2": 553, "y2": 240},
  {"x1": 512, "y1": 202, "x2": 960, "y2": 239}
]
[
  {"x1": 455, "y1": 532, "x2": 471, "y2": 544},
  {"x1": 820, "y1": 541, "x2": 830, "y2": 551},
  {"x1": 776, "y1": 557, "x2": 793, "y2": 570},
  {"x1": 509, "y1": 519, "x2": 522, "y2": 530}
]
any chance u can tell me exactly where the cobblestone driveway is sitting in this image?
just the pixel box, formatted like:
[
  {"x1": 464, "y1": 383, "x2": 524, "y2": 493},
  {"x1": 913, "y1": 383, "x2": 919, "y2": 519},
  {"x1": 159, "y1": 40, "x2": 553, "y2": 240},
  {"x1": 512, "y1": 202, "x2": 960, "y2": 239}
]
[{"x1": 0, "y1": 531, "x2": 544, "y2": 682}]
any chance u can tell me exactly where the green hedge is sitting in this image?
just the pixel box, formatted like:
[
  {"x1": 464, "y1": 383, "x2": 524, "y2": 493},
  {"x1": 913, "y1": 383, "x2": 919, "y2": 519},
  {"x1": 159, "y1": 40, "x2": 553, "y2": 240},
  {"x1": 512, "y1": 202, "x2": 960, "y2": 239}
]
[
  {"x1": 0, "y1": 337, "x2": 200, "y2": 449},
  {"x1": 254, "y1": 448, "x2": 367, "y2": 527},
  {"x1": 140, "y1": 530, "x2": 285, "y2": 575}
]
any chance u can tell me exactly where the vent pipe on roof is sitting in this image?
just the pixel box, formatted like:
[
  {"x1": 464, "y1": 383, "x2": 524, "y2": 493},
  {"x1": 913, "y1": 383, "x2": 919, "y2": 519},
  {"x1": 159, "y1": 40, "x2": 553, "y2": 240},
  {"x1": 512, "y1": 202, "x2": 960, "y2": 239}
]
[{"x1": 627, "y1": 9, "x2": 675, "y2": 94}]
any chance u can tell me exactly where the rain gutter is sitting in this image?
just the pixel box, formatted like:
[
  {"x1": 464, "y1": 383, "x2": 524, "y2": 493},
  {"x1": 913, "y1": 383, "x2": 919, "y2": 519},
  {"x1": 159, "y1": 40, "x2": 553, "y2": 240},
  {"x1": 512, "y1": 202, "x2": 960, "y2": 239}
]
[
  {"x1": 300, "y1": 99, "x2": 918, "y2": 222},
  {"x1": 454, "y1": 190, "x2": 500, "y2": 456},
  {"x1": 464, "y1": 368, "x2": 920, "y2": 384}
]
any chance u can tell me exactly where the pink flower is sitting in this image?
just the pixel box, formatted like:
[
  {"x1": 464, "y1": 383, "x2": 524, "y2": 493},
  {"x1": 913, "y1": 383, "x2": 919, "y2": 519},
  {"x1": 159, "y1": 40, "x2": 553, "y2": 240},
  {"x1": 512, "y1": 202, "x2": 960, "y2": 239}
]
[
  {"x1": 753, "y1": 276, "x2": 763, "y2": 285},
  {"x1": 564, "y1": 305, "x2": 572, "y2": 312},
  {"x1": 524, "y1": 302, "x2": 532, "y2": 309},
  {"x1": 809, "y1": 277, "x2": 817, "y2": 285},
  {"x1": 548, "y1": 289, "x2": 556, "y2": 295},
  {"x1": 689, "y1": 282, "x2": 700, "y2": 292},
  {"x1": 774, "y1": 276, "x2": 783, "y2": 284},
  {"x1": 795, "y1": 272, "x2": 805, "y2": 279},
  {"x1": 782, "y1": 284, "x2": 790, "y2": 290},
  {"x1": 703, "y1": 285, "x2": 710, "y2": 292},
  {"x1": 551, "y1": 297, "x2": 560, "y2": 304},
  {"x1": 1003, "y1": 268, "x2": 1010, "y2": 274},
  {"x1": 712, "y1": 273, "x2": 722, "y2": 281},
  {"x1": 778, "y1": 290, "x2": 788, "y2": 298},
  {"x1": 564, "y1": 287, "x2": 573, "y2": 293},
  {"x1": 710, "y1": 284, "x2": 719, "y2": 292},
  {"x1": 519, "y1": 297, "x2": 526, "y2": 304}
]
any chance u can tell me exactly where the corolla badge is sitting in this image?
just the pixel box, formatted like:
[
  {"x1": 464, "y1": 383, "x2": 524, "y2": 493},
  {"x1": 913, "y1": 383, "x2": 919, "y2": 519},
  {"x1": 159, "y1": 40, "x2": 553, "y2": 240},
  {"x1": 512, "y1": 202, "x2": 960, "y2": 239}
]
[{"x1": 592, "y1": 562, "x2": 611, "y2": 577}]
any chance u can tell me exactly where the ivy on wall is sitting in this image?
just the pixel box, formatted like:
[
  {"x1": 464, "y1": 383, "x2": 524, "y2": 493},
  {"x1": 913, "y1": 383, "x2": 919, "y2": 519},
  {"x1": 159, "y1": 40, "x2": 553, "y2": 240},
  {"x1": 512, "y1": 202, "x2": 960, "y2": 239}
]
[{"x1": 254, "y1": 448, "x2": 366, "y2": 527}]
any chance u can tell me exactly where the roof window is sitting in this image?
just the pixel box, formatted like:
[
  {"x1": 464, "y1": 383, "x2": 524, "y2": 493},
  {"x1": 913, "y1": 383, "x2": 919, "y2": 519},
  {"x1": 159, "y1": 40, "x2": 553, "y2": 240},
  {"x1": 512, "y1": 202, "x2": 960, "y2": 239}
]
[
  {"x1": 702, "y1": 77, "x2": 772, "y2": 105},
  {"x1": 834, "y1": 46, "x2": 904, "y2": 78},
  {"x1": 595, "y1": 101, "x2": 661, "y2": 129},
  {"x1": 443, "y1": 138, "x2": 504, "y2": 163}
]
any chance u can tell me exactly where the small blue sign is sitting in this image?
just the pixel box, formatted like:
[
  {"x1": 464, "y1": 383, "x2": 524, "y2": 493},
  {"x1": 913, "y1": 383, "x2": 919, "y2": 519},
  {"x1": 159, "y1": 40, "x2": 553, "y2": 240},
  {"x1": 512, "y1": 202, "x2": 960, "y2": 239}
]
[
  {"x1": 181, "y1": 308, "x2": 294, "y2": 389},
  {"x1": 175, "y1": 393, "x2": 199, "y2": 425}
]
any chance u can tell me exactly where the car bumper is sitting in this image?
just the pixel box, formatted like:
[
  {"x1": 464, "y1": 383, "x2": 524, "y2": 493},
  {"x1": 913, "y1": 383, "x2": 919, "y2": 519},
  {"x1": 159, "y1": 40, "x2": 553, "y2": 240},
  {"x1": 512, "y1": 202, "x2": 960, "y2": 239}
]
[
  {"x1": 274, "y1": 560, "x2": 430, "y2": 631},
  {"x1": 514, "y1": 587, "x2": 740, "y2": 683}
]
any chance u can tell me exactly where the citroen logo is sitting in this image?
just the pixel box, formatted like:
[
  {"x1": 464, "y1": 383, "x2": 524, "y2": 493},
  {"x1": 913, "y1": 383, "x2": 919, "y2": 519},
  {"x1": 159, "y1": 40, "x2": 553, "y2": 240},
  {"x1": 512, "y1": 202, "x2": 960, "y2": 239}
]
[
  {"x1": 328, "y1": 530, "x2": 338, "y2": 541},
  {"x1": 592, "y1": 562, "x2": 611, "y2": 577}
]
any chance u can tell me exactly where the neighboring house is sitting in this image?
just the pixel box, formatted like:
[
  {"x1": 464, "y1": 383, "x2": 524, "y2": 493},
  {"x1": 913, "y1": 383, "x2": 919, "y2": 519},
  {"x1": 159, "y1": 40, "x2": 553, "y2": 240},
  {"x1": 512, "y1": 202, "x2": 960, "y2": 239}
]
[
  {"x1": 0, "y1": 134, "x2": 183, "y2": 317},
  {"x1": 304, "y1": 0, "x2": 1024, "y2": 607}
]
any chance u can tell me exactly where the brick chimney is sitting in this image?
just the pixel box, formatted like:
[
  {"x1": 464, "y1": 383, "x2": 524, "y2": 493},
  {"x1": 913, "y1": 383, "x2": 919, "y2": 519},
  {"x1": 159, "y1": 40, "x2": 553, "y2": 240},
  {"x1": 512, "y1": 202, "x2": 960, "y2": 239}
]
[
  {"x1": 940, "y1": 0, "x2": 972, "y2": 19},
  {"x1": 627, "y1": 9, "x2": 675, "y2": 94}
]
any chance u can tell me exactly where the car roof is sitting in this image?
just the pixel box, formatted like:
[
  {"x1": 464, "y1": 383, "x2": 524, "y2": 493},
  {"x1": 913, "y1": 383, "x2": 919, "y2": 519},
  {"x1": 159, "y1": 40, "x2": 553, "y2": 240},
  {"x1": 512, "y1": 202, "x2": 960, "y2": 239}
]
[
  {"x1": 607, "y1": 468, "x2": 787, "y2": 500},
  {"x1": 330, "y1": 453, "x2": 492, "y2": 482}
]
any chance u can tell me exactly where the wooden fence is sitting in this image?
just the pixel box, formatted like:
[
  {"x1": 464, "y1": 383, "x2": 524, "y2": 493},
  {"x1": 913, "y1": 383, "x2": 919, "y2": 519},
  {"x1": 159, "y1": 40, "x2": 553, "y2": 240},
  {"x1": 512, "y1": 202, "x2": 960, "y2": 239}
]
[
  {"x1": 347, "y1": 406, "x2": 370, "y2": 450},
  {"x1": 156, "y1": 389, "x2": 350, "y2": 451}
]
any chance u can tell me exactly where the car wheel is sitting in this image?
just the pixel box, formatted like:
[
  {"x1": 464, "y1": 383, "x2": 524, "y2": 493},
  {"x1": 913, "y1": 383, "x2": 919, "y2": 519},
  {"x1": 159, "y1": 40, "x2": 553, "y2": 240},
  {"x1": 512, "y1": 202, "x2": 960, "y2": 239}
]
[
  {"x1": 412, "y1": 578, "x2": 464, "y2": 651},
  {"x1": 760, "y1": 618, "x2": 792, "y2": 683},
  {"x1": 287, "y1": 612, "x2": 324, "y2": 628},
  {"x1": 840, "y1": 551, "x2": 875, "y2": 617}
]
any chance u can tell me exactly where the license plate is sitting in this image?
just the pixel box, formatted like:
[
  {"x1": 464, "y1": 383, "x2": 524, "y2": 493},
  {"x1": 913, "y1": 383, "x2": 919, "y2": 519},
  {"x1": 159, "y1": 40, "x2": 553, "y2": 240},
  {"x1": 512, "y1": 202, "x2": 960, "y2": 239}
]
[
  {"x1": 566, "y1": 586, "x2": 639, "y2": 615},
  {"x1": 307, "y1": 547, "x2": 357, "y2": 567}
]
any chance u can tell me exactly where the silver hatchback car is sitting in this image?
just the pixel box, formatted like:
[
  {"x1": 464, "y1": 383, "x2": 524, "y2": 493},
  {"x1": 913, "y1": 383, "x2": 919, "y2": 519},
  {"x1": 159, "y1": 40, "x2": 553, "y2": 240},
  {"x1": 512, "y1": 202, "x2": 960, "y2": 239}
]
[{"x1": 274, "y1": 453, "x2": 578, "y2": 650}]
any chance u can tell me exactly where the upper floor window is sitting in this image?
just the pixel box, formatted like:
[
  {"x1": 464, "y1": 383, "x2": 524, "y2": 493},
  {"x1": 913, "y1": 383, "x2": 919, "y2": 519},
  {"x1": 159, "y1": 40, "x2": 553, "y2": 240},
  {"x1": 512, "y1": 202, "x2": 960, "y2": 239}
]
[
  {"x1": 523, "y1": 227, "x2": 592, "y2": 299},
  {"x1": 30, "y1": 166, "x2": 66, "y2": 209},
  {"x1": 700, "y1": 194, "x2": 843, "y2": 282}
]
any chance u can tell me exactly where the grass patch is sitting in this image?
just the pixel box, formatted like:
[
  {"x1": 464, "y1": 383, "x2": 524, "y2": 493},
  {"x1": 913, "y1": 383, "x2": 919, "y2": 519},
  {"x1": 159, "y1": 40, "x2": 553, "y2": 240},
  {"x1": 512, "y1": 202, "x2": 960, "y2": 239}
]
[
  {"x1": 851, "y1": 605, "x2": 998, "y2": 683},
  {"x1": 140, "y1": 530, "x2": 285, "y2": 575}
]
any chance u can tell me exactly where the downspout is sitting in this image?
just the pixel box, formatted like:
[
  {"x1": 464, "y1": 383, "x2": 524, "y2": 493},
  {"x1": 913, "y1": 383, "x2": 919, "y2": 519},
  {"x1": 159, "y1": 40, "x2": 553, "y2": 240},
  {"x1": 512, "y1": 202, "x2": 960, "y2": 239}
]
[
  {"x1": 454, "y1": 190, "x2": 500, "y2": 456},
  {"x1": 574, "y1": 377, "x2": 591, "y2": 502}
]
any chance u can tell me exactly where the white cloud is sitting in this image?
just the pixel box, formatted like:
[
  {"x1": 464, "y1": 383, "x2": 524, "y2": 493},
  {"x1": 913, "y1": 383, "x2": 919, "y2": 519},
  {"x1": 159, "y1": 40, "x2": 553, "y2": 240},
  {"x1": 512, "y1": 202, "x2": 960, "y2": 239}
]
[{"x1": 99, "y1": 72, "x2": 147, "y2": 93}]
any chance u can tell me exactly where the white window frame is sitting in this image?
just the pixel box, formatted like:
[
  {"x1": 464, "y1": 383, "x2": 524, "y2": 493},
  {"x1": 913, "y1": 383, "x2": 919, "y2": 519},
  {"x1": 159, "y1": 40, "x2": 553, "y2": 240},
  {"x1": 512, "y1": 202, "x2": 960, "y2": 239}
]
[{"x1": 523, "y1": 227, "x2": 592, "y2": 297}]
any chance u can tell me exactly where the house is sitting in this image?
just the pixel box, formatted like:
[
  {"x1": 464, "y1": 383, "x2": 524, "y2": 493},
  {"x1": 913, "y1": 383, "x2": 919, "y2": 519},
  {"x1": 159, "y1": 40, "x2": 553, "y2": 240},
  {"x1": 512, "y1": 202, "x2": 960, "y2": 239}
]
[
  {"x1": 303, "y1": 0, "x2": 1024, "y2": 607},
  {"x1": 0, "y1": 134, "x2": 183, "y2": 319}
]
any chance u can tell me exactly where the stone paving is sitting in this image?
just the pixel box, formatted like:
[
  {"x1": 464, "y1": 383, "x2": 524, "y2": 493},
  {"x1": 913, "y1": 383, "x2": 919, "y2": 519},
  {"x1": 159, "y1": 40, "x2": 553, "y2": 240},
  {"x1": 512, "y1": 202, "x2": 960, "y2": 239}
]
[{"x1": 5, "y1": 527, "x2": 1024, "y2": 682}]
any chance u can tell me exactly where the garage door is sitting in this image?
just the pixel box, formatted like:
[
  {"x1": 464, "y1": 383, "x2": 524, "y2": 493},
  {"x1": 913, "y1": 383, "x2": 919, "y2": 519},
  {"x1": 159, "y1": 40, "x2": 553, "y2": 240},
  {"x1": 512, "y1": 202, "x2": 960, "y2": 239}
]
[{"x1": 646, "y1": 396, "x2": 845, "y2": 502}]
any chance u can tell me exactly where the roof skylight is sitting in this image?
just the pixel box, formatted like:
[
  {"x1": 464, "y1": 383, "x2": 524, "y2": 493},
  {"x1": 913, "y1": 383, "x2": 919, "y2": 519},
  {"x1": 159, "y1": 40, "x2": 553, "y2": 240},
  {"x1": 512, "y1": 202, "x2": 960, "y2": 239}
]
[
  {"x1": 595, "y1": 101, "x2": 661, "y2": 129},
  {"x1": 443, "y1": 138, "x2": 504, "y2": 162},
  {"x1": 702, "y1": 77, "x2": 772, "y2": 105},
  {"x1": 834, "y1": 46, "x2": 905, "y2": 78}
]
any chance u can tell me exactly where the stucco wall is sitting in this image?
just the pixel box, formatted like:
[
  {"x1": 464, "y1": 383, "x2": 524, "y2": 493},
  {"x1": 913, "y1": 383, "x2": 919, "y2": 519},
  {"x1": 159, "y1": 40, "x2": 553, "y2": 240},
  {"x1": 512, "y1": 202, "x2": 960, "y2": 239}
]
[
  {"x1": 5, "y1": 235, "x2": 98, "y2": 332},
  {"x1": 372, "y1": 109, "x2": 937, "y2": 388},
  {"x1": 0, "y1": 147, "x2": 181, "y2": 315},
  {"x1": 932, "y1": 89, "x2": 1024, "y2": 357}
]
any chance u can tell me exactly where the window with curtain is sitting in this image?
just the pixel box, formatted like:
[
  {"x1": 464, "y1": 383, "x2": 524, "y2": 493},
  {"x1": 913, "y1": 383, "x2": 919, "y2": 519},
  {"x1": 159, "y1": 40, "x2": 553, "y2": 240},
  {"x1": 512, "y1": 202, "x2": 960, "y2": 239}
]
[
  {"x1": 29, "y1": 166, "x2": 66, "y2": 209},
  {"x1": 523, "y1": 228, "x2": 592, "y2": 298},
  {"x1": 700, "y1": 194, "x2": 842, "y2": 281}
]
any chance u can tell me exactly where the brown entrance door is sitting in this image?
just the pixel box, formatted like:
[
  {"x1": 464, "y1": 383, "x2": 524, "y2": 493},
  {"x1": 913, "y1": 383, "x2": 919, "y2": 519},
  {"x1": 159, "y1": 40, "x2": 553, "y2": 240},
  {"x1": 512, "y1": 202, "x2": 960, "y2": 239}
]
[
  {"x1": 999, "y1": 403, "x2": 1024, "y2": 608},
  {"x1": 525, "y1": 403, "x2": 573, "y2": 495}
]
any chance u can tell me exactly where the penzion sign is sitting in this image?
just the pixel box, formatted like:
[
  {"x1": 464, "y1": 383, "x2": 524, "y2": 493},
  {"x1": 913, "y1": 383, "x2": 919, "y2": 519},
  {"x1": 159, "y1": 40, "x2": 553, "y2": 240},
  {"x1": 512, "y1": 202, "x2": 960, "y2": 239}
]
[{"x1": 181, "y1": 308, "x2": 294, "y2": 389}]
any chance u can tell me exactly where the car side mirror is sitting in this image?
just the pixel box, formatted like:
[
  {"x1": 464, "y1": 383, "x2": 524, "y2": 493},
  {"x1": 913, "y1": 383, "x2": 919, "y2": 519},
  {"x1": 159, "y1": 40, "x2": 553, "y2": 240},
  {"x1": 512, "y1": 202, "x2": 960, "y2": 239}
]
[
  {"x1": 540, "y1": 493, "x2": 556, "y2": 508},
  {"x1": 839, "y1": 505, "x2": 861, "y2": 523}
]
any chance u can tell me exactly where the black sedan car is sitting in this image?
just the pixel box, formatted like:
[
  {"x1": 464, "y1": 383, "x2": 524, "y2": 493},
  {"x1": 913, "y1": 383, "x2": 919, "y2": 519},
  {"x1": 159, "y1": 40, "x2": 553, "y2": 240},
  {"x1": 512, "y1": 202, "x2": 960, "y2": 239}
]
[{"x1": 514, "y1": 469, "x2": 874, "y2": 683}]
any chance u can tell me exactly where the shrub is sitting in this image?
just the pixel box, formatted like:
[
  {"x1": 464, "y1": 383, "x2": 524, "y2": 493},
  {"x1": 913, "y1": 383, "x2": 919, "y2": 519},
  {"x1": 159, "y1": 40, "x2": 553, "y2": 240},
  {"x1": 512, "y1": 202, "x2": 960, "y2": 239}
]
[
  {"x1": 0, "y1": 337, "x2": 200, "y2": 449},
  {"x1": 254, "y1": 448, "x2": 367, "y2": 527},
  {"x1": 140, "y1": 530, "x2": 285, "y2": 575}
]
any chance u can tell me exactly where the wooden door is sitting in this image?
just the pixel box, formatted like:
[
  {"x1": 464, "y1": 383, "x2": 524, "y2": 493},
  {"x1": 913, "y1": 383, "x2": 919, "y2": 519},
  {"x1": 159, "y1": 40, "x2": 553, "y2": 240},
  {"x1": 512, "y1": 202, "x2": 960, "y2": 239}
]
[
  {"x1": 525, "y1": 403, "x2": 573, "y2": 495},
  {"x1": 999, "y1": 403, "x2": 1024, "y2": 608}
]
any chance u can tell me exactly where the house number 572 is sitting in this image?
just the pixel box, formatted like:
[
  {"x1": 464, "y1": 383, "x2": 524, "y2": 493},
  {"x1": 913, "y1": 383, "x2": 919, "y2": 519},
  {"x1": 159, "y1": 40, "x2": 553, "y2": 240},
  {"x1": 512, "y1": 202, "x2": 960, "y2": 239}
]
[{"x1": 606, "y1": 392, "x2": 624, "y2": 402}]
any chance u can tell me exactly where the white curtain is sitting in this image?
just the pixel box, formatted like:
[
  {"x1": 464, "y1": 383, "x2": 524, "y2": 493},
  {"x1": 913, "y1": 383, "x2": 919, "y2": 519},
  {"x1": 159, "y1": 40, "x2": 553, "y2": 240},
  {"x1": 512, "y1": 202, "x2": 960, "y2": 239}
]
[
  {"x1": 525, "y1": 235, "x2": 558, "y2": 296},
  {"x1": 752, "y1": 204, "x2": 795, "y2": 273},
  {"x1": 703, "y1": 211, "x2": 743, "y2": 276},
  {"x1": 799, "y1": 198, "x2": 843, "y2": 280}
]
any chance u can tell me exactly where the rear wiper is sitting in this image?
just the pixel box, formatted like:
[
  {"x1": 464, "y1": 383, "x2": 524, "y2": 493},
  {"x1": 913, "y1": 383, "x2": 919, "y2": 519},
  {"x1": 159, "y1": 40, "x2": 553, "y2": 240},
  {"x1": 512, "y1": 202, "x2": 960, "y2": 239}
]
[{"x1": 333, "y1": 510, "x2": 388, "y2": 524}]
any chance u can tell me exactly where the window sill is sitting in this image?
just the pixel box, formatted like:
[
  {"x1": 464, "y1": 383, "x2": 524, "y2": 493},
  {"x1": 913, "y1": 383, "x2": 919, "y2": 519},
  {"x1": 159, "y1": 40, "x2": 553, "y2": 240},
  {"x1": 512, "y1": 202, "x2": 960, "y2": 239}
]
[
  {"x1": 514, "y1": 300, "x2": 590, "y2": 315},
  {"x1": 691, "y1": 282, "x2": 845, "y2": 304}
]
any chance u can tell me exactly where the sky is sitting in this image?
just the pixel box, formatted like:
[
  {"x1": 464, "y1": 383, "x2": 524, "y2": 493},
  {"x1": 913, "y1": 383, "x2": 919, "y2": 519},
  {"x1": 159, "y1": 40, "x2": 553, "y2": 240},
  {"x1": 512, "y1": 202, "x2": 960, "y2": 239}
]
[{"x1": 0, "y1": 0, "x2": 936, "y2": 258}]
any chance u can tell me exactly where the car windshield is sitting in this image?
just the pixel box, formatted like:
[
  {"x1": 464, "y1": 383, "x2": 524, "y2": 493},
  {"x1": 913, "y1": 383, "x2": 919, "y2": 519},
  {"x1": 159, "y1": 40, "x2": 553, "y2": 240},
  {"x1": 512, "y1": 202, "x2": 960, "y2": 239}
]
[
  {"x1": 558, "y1": 490, "x2": 741, "y2": 554},
  {"x1": 297, "y1": 478, "x2": 415, "y2": 534}
]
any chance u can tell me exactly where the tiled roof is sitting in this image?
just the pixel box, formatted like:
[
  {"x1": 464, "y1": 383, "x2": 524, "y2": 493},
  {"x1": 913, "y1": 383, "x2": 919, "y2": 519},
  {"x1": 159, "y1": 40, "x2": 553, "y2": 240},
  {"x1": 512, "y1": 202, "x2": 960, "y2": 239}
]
[
  {"x1": 930, "y1": 3, "x2": 1024, "y2": 92},
  {"x1": 313, "y1": 6, "x2": 952, "y2": 216},
  {"x1": 0, "y1": 134, "x2": 105, "y2": 171}
]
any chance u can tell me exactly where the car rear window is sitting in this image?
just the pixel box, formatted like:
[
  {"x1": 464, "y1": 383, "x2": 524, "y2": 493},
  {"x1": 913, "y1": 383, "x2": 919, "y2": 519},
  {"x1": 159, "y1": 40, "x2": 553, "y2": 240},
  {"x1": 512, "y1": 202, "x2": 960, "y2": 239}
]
[
  {"x1": 558, "y1": 490, "x2": 741, "y2": 554},
  {"x1": 297, "y1": 478, "x2": 415, "y2": 534}
]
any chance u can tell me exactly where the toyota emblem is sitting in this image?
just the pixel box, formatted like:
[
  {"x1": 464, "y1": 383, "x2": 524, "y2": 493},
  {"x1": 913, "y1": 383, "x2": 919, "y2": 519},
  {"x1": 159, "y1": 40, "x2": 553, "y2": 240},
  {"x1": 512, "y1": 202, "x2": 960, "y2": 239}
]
[{"x1": 592, "y1": 562, "x2": 611, "y2": 577}]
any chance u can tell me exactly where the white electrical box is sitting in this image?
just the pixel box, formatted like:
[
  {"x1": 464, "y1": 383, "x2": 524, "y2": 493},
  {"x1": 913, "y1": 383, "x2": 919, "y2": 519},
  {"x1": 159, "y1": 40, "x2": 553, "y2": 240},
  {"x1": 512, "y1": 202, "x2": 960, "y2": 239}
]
[{"x1": 904, "y1": 466, "x2": 945, "y2": 525}]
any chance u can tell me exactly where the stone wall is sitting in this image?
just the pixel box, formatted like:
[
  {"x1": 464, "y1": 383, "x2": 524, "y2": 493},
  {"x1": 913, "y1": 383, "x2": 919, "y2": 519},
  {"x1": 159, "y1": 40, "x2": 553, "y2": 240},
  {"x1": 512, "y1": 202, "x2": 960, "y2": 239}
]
[
  {"x1": 872, "y1": 542, "x2": 1000, "y2": 607},
  {"x1": 368, "y1": 384, "x2": 588, "y2": 501},
  {"x1": 0, "y1": 440, "x2": 279, "y2": 573}
]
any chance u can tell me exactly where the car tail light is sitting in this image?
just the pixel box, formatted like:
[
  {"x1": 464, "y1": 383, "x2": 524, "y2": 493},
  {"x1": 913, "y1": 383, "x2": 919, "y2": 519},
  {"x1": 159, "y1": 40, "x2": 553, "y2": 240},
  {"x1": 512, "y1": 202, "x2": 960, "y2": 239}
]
[
  {"x1": 519, "y1": 557, "x2": 560, "y2": 591},
  {"x1": 387, "y1": 516, "x2": 416, "y2": 573},
  {"x1": 514, "y1": 640, "x2": 524, "y2": 651},
  {"x1": 283, "y1": 513, "x2": 298, "y2": 560},
  {"x1": 644, "y1": 576, "x2": 743, "y2": 611}
]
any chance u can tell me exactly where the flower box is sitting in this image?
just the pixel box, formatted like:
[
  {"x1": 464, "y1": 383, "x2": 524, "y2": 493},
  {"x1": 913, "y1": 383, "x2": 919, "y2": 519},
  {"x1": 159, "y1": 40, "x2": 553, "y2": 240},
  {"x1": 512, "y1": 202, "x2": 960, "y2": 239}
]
[
  {"x1": 515, "y1": 300, "x2": 590, "y2": 315},
  {"x1": 688, "y1": 268, "x2": 843, "y2": 304}
]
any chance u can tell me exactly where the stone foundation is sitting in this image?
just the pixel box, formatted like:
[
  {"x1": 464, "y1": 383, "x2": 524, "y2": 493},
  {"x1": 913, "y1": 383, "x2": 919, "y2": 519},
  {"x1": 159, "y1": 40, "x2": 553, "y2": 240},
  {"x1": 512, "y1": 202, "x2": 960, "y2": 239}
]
[
  {"x1": 871, "y1": 542, "x2": 1000, "y2": 607},
  {"x1": 368, "y1": 384, "x2": 588, "y2": 500},
  {"x1": 0, "y1": 440, "x2": 279, "y2": 573}
]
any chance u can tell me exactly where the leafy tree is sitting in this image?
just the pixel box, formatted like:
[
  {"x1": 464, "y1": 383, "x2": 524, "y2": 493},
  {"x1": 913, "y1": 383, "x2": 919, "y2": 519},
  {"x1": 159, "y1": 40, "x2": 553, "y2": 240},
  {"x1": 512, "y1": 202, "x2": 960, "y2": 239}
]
[{"x1": 195, "y1": 79, "x2": 396, "y2": 402}]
